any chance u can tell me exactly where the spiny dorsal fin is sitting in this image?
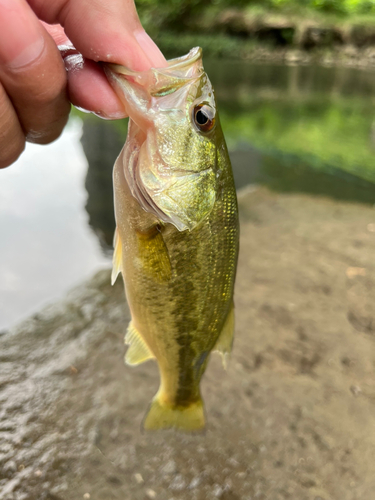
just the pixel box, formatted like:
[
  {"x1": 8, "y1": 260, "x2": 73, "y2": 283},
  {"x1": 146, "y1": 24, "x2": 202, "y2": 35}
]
[
  {"x1": 125, "y1": 322, "x2": 155, "y2": 366},
  {"x1": 213, "y1": 303, "x2": 235, "y2": 369},
  {"x1": 111, "y1": 228, "x2": 123, "y2": 285}
]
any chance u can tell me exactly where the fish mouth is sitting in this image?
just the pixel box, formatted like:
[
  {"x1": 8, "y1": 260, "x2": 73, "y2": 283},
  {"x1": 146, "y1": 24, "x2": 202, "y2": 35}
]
[
  {"x1": 104, "y1": 47, "x2": 204, "y2": 99},
  {"x1": 106, "y1": 47, "x2": 203, "y2": 78}
]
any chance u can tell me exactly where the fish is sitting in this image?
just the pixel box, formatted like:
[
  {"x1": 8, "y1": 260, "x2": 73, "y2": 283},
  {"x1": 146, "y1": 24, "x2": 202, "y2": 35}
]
[{"x1": 104, "y1": 47, "x2": 239, "y2": 431}]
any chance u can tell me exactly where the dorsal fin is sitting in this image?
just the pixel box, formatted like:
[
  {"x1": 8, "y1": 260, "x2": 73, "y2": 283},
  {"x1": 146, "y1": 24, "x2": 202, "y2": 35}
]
[{"x1": 111, "y1": 228, "x2": 123, "y2": 285}]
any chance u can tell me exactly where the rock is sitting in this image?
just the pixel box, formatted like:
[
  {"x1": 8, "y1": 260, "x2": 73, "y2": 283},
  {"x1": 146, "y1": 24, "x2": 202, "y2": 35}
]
[
  {"x1": 212, "y1": 484, "x2": 223, "y2": 498},
  {"x1": 134, "y1": 473, "x2": 144, "y2": 484},
  {"x1": 169, "y1": 474, "x2": 186, "y2": 491},
  {"x1": 189, "y1": 477, "x2": 201, "y2": 489},
  {"x1": 350, "y1": 385, "x2": 362, "y2": 397},
  {"x1": 3, "y1": 461, "x2": 17, "y2": 474},
  {"x1": 161, "y1": 459, "x2": 177, "y2": 475}
]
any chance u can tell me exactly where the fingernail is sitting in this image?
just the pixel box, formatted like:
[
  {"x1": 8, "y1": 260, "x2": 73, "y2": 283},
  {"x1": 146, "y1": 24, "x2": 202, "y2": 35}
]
[
  {"x1": 63, "y1": 53, "x2": 85, "y2": 73},
  {"x1": 94, "y1": 110, "x2": 128, "y2": 120},
  {"x1": 0, "y1": 0, "x2": 45, "y2": 68},
  {"x1": 134, "y1": 31, "x2": 167, "y2": 68}
]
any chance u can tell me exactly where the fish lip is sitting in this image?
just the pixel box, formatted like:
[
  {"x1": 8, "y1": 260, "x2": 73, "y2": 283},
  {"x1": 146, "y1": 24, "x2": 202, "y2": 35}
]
[
  {"x1": 105, "y1": 47, "x2": 202, "y2": 77},
  {"x1": 164, "y1": 46, "x2": 202, "y2": 71}
]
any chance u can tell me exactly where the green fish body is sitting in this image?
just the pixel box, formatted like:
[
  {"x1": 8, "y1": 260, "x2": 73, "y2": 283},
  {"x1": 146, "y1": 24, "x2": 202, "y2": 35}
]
[{"x1": 105, "y1": 48, "x2": 239, "y2": 431}]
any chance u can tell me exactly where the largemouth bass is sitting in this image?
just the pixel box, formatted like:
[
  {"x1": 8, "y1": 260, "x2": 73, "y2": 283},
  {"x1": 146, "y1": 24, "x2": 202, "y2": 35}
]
[{"x1": 104, "y1": 47, "x2": 239, "y2": 431}]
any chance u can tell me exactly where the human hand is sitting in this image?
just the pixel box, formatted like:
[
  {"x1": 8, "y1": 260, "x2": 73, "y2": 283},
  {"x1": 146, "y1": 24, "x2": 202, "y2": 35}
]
[{"x1": 0, "y1": 0, "x2": 166, "y2": 168}]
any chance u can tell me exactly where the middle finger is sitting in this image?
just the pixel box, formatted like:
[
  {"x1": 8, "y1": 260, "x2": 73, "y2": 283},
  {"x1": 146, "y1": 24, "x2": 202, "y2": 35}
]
[{"x1": 0, "y1": 0, "x2": 70, "y2": 144}]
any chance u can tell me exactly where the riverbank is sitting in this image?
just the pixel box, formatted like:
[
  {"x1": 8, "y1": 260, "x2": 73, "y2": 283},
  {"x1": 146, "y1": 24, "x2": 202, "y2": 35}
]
[
  {"x1": 1, "y1": 185, "x2": 375, "y2": 499},
  {"x1": 148, "y1": 7, "x2": 375, "y2": 69},
  {"x1": 157, "y1": 31, "x2": 375, "y2": 69}
]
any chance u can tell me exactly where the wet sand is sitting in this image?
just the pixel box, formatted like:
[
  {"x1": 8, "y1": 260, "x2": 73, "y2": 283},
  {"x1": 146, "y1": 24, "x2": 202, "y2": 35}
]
[{"x1": 1, "y1": 186, "x2": 375, "y2": 500}]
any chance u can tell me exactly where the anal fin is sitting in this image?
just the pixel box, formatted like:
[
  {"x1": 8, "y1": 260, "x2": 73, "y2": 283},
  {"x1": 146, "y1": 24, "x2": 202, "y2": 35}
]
[
  {"x1": 214, "y1": 303, "x2": 235, "y2": 369},
  {"x1": 111, "y1": 228, "x2": 123, "y2": 285},
  {"x1": 125, "y1": 322, "x2": 155, "y2": 366}
]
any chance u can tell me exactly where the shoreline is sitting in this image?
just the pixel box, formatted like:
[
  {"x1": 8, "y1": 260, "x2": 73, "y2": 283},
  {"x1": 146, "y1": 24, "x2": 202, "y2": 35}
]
[
  {"x1": 153, "y1": 7, "x2": 375, "y2": 70},
  {"x1": 157, "y1": 32, "x2": 375, "y2": 70},
  {"x1": 224, "y1": 44, "x2": 375, "y2": 70}
]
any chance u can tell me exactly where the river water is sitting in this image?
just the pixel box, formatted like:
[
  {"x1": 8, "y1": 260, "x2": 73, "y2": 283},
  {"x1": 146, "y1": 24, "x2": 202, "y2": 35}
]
[{"x1": 1, "y1": 60, "x2": 375, "y2": 330}]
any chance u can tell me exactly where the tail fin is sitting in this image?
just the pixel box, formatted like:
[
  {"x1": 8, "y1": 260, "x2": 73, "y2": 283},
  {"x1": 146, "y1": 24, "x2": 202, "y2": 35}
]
[{"x1": 143, "y1": 394, "x2": 205, "y2": 432}]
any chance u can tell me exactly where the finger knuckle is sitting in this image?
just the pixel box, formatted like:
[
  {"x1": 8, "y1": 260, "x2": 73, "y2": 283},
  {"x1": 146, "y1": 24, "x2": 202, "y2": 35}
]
[
  {"x1": 0, "y1": 92, "x2": 26, "y2": 167},
  {"x1": 33, "y1": 73, "x2": 67, "y2": 105},
  {"x1": 0, "y1": 137, "x2": 25, "y2": 168},
  {"x1": 26, "y1": 109, "x2": 70, "y2": 145}
]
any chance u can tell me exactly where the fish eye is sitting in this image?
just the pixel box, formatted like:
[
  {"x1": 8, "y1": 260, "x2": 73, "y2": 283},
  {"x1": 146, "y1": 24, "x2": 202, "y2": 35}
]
[{"x1": 193, "y1": 104, "x2": 215, "y2": 133}]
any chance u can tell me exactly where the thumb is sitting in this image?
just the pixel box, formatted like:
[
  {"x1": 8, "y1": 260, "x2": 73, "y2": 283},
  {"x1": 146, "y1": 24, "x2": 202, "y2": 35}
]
[{"x1": 29, "y1": 0, "x2": 166, "y2": 70}]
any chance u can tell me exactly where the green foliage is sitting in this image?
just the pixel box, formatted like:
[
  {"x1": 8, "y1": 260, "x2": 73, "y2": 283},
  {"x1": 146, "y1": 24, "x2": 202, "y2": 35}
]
[
  {"x1": 136, "y1": 0, "x2": 208, "y2": 34},
  {"x1": 310, "y1": 0, "x2": 347, "y2": 14},
  {"x1": 155, "y1": 32, "x2": 256, "y2": 59},
  {"x1": 340, "y1": 0, "x2": 375, "y2": 14},
  {"x1": 136, "y1": 0, "x2": 375, "y2": 31}
]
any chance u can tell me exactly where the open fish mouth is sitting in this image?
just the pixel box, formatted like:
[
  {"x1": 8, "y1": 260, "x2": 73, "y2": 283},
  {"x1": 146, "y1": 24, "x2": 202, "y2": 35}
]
[
  {"x1": 103, "y1": 47, "x2": 206, "y2": 124},
  {"x1": 107, "y1": 46, "x2": 202, "y2": 73},
  {"x1": 105, "y1": 47, "x2": 204, "y2": 94}
]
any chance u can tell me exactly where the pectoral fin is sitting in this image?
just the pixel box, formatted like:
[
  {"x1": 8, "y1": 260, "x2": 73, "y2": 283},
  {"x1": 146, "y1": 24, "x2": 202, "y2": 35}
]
[
  {"x1": 136, "y1": 224, "x2": 172, "y2": 283},
  {"x1": 214, "y1": 303, "x2": 235, "y2": 369},
  {"x1": 111, "y1": 228, "x2": 123, "y2": 285},
  {"x1": 125, "y1": 322, "x2": 155, "y2": 365}
]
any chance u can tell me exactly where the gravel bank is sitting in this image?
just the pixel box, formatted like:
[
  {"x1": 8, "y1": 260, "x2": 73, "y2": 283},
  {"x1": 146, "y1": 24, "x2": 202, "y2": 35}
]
[{"x1": 1, "y1": 186, "x2": 375, "y2": 499}]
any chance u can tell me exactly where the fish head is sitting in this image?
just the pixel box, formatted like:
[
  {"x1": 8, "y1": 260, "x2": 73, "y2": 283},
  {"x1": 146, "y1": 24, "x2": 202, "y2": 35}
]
[{"x1": 104, "y1": 47, "x2": 224, "y2": 231}]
